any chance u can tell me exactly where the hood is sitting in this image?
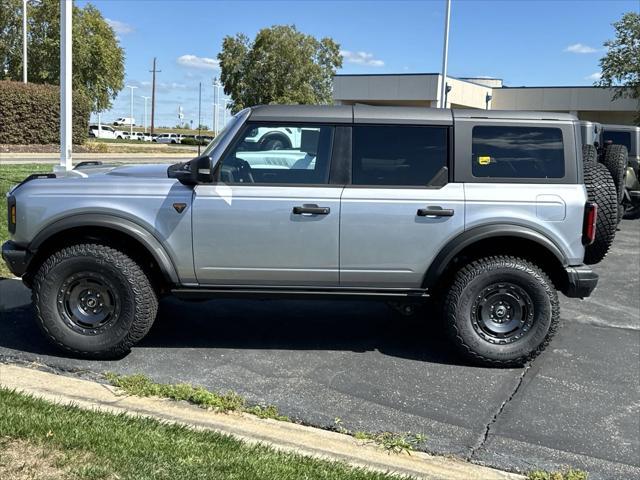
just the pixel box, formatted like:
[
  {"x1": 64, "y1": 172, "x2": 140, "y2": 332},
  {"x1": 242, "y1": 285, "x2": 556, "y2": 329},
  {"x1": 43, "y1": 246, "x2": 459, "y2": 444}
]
[{"x1": 53, "y1": 163, "x2": 171, "y2": 179}]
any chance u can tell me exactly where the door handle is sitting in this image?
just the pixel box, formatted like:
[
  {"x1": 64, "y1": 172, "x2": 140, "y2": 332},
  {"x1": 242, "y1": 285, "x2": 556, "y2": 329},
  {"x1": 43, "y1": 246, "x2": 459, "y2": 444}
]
[
  {"x1": 293, "y1": 204, "x2": 330, "y2": 215},
  {"x1": 417, "y1": 207, "x2": 454, "y2": 217}
]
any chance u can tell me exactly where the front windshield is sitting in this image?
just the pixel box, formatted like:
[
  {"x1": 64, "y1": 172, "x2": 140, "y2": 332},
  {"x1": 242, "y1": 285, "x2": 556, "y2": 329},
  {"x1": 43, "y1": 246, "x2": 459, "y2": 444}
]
[{"x1": 201, "y1": 113, "x2": 242, "y2": 157}]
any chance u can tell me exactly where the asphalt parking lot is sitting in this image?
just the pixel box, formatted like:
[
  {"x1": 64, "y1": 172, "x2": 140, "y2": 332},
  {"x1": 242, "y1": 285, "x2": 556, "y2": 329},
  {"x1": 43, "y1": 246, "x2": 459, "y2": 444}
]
[{"x1": 1, "y1": 220, "x2": 638, "y2": 480}]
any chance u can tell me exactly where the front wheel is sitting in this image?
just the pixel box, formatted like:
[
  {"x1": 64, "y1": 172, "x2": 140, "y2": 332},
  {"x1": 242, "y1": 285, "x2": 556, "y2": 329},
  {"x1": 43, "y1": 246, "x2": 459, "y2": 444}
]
[
  {"x1": 32, "y1": 243, "x2": 158, "y2": 359},
  {"x1": 443, "y1": 256, "x2": 559, "y2": 367}
]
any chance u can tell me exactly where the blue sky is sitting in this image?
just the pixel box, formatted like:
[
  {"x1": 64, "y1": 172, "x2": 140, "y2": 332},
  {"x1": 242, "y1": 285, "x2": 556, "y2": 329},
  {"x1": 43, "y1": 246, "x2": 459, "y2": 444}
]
[{"x1": 78, "y1": 0, "x2": 638, "y2": 128}]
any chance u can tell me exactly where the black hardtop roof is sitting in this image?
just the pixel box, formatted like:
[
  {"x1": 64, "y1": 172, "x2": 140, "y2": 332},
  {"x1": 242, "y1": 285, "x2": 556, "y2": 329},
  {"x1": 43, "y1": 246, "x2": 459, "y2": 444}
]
[{"x1": 247, "y1": 104, "x2": 577, "y2": 124}]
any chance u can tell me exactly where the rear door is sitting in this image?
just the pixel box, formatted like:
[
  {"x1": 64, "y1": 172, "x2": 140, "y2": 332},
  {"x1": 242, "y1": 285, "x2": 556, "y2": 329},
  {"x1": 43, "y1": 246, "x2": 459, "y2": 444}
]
[
  {"x1": 192, "y1": 123, "x2": 342, "y2": 286},
  {"x1": 340, "y1": 123, "x2": 464, "y2": 288}
]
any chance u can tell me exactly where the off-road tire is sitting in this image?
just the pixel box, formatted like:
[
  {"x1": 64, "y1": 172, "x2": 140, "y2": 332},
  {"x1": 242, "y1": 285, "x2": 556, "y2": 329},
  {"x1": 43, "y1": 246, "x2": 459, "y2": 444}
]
[
  {"x1": 443, "y1": 256, "x2": 559, "y2": 367},
  {"x1": 582, "y1": 144, "x2": 597, "y2": 164},
  {"x1": 583, "y1": 162, "x2": 618, "y2": 264},
  {"x1": 623, "y1": 200, "x2": 640, "y2": 220},
  {"x1": 600, "y1": 144, "x2": 627, "y2": 204},
  {"x1": 32, "y1": 243, "x2": 158, "y2": 359}
]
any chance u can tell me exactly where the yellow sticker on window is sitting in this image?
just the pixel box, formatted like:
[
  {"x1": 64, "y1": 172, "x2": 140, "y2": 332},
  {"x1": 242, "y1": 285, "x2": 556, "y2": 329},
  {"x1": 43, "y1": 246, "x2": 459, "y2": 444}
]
[{"x1": 478, "y1": 156, "x2": 491, "y2": 165}]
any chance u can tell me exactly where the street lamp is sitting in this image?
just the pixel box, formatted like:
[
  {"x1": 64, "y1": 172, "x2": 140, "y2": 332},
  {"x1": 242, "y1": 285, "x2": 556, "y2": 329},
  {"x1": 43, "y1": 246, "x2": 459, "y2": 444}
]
[
  {"x1": 439, "y1": 0, "x2": 451, "y2": 108},
  {"x1": 23, "y1": 0, "x2": 27, "y2": 83},
  {"x1": 141, "y1": 96, "x2": 150, "y2": 134},
  {"x1": 126, "y1": 85, "x2": 137, "y2": 137}
]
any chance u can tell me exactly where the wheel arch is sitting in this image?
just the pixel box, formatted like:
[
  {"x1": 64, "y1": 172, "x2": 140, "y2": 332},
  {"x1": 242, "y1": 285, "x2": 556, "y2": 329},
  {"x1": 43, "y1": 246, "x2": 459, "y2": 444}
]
[
  {"x1": 423, "y1": 224, "x2": 569, "y2": 292},
  {"x1": 26, "y1": 214, "x2": 179, "y2": 289}
]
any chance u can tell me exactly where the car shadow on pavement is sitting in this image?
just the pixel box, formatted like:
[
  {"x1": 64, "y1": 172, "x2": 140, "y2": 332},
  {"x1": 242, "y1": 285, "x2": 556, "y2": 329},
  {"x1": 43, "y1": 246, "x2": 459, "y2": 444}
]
[
  {"x1": 142, "y1": 297, "x2": 464, "y2": 365},
  {"x1": 0, "y1": 280, "x2": 466, "y2": 366}
]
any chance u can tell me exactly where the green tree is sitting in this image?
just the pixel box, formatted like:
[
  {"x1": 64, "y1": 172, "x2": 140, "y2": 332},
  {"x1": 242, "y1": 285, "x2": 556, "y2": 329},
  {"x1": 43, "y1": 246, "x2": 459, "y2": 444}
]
[
  {"x1": 596, "y1": 12, "x2": 640, "y2": 124},
  {"x1": 218, "y1": 25, "x2": 342, "y2": 113},
  {"x1": 0, "y1": 0, "x2": 124, "y2": 113}
]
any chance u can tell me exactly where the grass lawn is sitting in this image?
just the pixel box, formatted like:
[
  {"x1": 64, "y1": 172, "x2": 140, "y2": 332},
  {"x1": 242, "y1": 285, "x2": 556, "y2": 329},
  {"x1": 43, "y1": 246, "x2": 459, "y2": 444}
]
[
  {"x1": 0, "y1": 163, "x2": 53, "y2": 277},
  {"x1": 0, "y1": 388, "x2": 406, "y2": 480}
]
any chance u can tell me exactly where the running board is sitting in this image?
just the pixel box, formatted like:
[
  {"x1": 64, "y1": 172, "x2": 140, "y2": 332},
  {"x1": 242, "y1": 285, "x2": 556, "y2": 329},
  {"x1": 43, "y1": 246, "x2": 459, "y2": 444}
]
[{"x1": 171, "y1": 286, "x2": 430, "y2": 301}]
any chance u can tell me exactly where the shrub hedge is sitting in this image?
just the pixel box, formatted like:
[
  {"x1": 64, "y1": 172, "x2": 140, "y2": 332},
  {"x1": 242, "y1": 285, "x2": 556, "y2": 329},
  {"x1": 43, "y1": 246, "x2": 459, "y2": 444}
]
[{"x1": 0, "y1": 80, "x2": 91, "y2": 144}]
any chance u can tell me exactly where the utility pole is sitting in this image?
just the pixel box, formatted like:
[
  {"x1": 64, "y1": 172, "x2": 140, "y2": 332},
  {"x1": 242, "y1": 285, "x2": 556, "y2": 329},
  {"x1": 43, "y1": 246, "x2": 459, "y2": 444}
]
[
  {"x1": 439, "y1": 0, "x2": 451, "y2": 108},
  {"x1": 141, "y1": 96, "x2": 150, "y2": 133},
  {"x1": 22, "y1": 0, "x2": 27, "y2": 83},
  {"x1": 149, "y1": 57, "x2": 161, "y2": 136},
  {"x1": 59, "y1": 0, "x2": 72, "y2": 171},
  {"x1": 126, "y1": 85, "x2": 137, "y2": 137},
  {"x1": 198, "y1": 82, "x2": 202, "y2": 155}
]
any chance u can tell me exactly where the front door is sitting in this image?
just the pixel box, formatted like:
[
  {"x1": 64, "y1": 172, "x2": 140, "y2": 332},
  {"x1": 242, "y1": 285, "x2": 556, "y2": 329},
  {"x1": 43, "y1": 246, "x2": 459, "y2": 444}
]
[
  {"x1": 340, "y1": 124, "x2": 464, "y2": 288},
  {"x1": 192, "y1": 123, "x2": 341, "y2": 286}
]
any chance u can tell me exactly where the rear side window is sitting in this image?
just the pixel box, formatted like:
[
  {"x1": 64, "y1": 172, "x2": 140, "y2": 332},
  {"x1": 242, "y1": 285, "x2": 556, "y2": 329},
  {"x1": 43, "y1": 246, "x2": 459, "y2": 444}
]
[
  {"x1": 472, "y1": 126, "x2": 564, "y2": 178},
  {"x1": 602, "y1": 131, "x2": 631, "y2": 152},
  {"x1": 352, "y1": 125, "x2": 448, "y2": 186}
]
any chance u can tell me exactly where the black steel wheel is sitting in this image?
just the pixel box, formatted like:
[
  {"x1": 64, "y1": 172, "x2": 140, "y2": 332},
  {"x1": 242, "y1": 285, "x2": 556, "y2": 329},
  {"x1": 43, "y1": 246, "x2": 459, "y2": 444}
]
[
  {"x1": 57, "y1": 272, "x2": 120, "y2": 334},
  {"x1": 471, "y1": 282, "x2": 535, "y2": 345}
]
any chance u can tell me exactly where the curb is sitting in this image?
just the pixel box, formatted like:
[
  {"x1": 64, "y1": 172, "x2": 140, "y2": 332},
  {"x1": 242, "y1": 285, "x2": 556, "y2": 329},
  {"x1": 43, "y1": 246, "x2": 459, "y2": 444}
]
[{"x1": 0, "y1": 363, "x2": 522, "y2": 480}]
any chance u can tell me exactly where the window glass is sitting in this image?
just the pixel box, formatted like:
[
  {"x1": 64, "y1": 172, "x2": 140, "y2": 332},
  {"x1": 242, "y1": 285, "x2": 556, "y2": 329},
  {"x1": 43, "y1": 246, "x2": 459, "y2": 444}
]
[
  {"x1": 602, "y1": 131, "x2": 631, "y2": 152},
  {"x1": 472, "y1": 126, "x2": 564, "y2": 178},
  {"x1": 351, "y1": 126, "x2": 448, "y2": 186},
  {"x1": 219, "y1": 124, "x2": 334, "y2": 184}
]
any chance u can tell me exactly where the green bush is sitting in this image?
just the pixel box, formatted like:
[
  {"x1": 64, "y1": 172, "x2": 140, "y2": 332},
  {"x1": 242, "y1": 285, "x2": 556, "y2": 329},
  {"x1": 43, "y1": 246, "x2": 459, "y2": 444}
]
[
  {"x1": 0, "y1": 80, "x2": 91, "y2": 144},
  {"x1": 180, "y1": 137, "x2": 207, "y2": 146}
]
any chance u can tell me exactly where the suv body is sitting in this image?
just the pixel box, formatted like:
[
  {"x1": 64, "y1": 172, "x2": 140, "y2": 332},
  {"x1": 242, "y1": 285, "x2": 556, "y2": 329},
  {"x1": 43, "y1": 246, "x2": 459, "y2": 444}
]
[
  {"x1": 2, "y1": 105, "x2": 601, "y2": 365},
  {"x1": 155, "y1": 133, "x2": 183, "y2": 144}
]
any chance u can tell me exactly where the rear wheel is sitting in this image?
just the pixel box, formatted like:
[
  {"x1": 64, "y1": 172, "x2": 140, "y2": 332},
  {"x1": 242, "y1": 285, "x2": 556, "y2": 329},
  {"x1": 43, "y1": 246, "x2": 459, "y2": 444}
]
[
  {"x1": 582, "y1": 144, "x2": 597, "y2": 164},
  {"x1": 600, "y1": 144, "x2": 627, "y2": 204},
  {"x1": 583, "y1": 162, "x2": 618, "y2": 264},
  {"x1": 443, "y1": 256, "x2": 559, "y2": 367},
  {"x1": 32, "y1": 243, "x2": 158, "y2": 358}
]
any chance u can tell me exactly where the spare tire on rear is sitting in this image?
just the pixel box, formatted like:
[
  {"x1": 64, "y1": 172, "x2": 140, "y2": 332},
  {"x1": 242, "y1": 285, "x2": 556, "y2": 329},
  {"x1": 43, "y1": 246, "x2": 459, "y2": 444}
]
[
  {"x1": 582, "y1": 144, "x2": 597, "y2": 164},
  {"x1": 583, "y1": 162, "x2": 618, "y2": 265},
  {"x1": 600, "y1": 144, "x2": 627, "y2": 204}
]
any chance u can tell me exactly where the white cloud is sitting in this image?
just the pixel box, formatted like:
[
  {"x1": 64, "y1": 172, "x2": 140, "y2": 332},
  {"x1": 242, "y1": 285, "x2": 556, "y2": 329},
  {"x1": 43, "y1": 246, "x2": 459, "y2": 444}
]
[
  {"x1": 564, "y1": 43, "x2": 600, "y2": 54},
  {"x1": 585, "y1": 72, "x2": 602, "y2": 81},
  {"x1": 106, "y1": 18, "x2": 134, "y2": 35},
  {"x1": 177, "y1": 54, "x2": 220, "y2": 70},
  {"x1": 340, "y1": 50, "x2": 385, "y2": 67}
]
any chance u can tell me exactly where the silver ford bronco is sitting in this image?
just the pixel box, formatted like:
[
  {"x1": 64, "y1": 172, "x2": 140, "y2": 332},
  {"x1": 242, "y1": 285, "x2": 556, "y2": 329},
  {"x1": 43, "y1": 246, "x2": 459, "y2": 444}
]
[{"x1": 2, "y1": 105, "x2": 618, "y2": 366}]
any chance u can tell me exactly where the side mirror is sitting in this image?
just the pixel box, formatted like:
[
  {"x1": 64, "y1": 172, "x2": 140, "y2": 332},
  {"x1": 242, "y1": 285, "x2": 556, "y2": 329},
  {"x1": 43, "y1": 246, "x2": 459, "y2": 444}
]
[{"x1": 167, "y1": 155, "x2": 214, "y2": 185}]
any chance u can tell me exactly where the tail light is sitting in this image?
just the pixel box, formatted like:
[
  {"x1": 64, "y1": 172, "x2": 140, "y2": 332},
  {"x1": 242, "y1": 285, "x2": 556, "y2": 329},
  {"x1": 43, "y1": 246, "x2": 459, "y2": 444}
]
[
  {"x1": 7, "y1": 195, "x2": 16, "y2": 234},
  {"x1": 582, "y1": 202, "x2": 597, "y2": 245}
]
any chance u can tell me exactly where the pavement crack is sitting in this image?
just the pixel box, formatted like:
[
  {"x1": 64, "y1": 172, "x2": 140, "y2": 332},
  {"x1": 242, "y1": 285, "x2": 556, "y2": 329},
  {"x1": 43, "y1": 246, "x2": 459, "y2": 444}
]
[{"x1": 468, "y1": 362, "x2": 532, "y2": 461}]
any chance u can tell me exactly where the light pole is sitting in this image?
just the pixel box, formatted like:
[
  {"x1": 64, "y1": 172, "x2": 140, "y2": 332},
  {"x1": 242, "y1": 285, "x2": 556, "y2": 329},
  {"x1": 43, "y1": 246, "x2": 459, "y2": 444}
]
[
  {"x1": 59, "y1": 0, "x2": 72, "y2": 171},
  {"x1": 485, "y1": 93, "x2": 492, "y2": 110},
  {"x1": 439, "y1": 0, "x2": 451, "y2": 108},
  {"x1": 212, "y1": 76, "x2": 221, "y2": 135},
  {"x1": 141, "y1": 96, "x2": 150, "y2": 133},
  {"x1": 23, "y1": 0, "x2": 27, "y2": 83},
  {"x1": 126, "y1": 85, "x2": 137, "y2": 137}
]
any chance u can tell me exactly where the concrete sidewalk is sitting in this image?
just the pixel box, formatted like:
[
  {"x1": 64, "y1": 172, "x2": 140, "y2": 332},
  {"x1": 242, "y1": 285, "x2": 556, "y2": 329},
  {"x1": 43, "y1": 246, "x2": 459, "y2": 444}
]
[{"x1": 0, "y1": 363, "x2": 521, "y2": 480}]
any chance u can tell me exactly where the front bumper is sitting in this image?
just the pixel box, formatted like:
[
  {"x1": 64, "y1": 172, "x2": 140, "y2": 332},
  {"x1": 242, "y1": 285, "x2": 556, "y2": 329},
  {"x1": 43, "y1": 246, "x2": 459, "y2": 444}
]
[
  {"x1": 1, "y1": 241, "x2": 31, "y2": 277},
  {"x1": 564, "y1": 265, "x2": 598, "y2": 298}
]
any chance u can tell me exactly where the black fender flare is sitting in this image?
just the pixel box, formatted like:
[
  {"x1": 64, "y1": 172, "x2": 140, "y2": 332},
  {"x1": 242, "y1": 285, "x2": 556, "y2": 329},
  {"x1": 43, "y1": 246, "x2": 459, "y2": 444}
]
[
  {"x1": 29, "y1": 213, "x2": 180, "y2": 284},
  {"x1": 422, "y1": 224, "x2": 567, "y2": 288}
]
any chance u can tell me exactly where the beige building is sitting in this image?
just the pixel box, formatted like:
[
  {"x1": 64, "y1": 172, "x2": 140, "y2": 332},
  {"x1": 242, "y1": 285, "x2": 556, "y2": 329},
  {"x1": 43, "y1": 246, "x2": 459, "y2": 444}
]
[{"x1": 333, "y1": 73, "x2": 638, "y2": 125}]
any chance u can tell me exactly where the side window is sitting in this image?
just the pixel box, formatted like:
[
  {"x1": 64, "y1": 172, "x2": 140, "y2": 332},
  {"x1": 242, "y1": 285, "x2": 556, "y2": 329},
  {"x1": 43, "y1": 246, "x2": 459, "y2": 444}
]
[
  {"x1": 472, "y1": 126, "x2": 565, "y2": 179},
  {"x1": 219, "y1": 124, "x2": 334, "y2": 185},
  {"x1": 602, "y1": 131, "x2": 631, "y2": 152},
  {"x1": 351, "y1": 125, "x2": 448, "y2": 186}
]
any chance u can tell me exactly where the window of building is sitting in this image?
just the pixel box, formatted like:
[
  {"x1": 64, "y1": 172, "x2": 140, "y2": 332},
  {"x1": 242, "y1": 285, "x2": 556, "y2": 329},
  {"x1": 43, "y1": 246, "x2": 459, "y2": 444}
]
[
  {"x1": 351, "y1": 125, "x2": 448, "y2": 186},
  {"x1": 472, "y1": 126, "x2": 565, "y2": 178}
]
